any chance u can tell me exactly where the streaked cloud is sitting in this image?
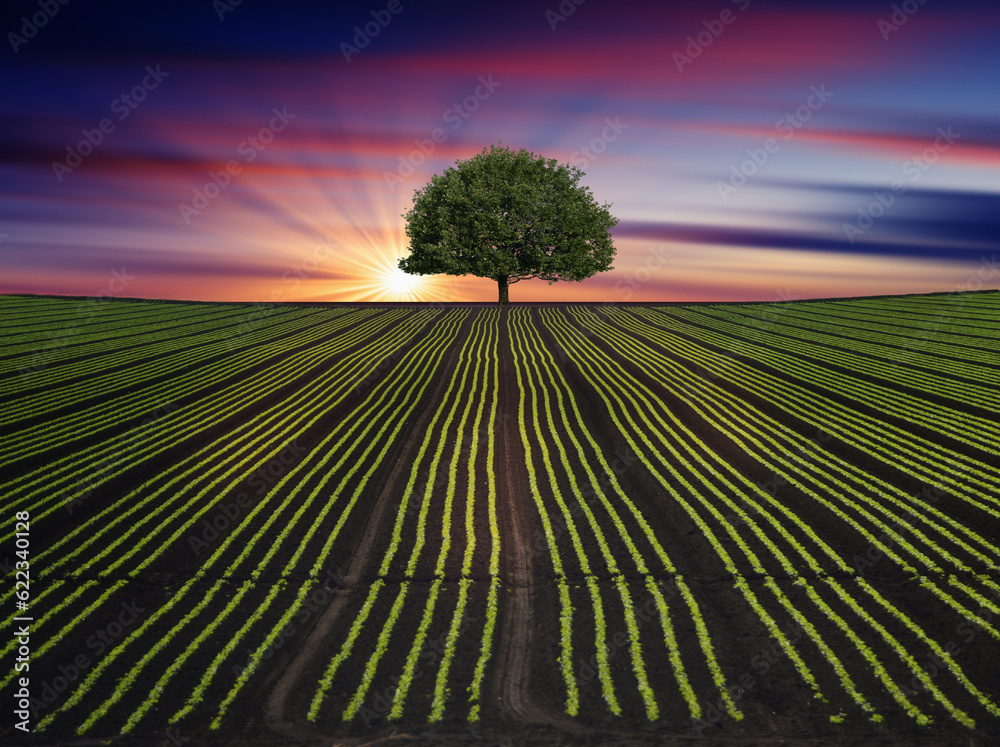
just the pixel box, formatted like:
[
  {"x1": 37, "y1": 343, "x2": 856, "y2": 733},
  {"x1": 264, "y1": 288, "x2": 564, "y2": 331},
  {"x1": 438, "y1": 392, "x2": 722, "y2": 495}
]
[{"x1": 1, "y1": 0, "x2": 997, "y2": 302}]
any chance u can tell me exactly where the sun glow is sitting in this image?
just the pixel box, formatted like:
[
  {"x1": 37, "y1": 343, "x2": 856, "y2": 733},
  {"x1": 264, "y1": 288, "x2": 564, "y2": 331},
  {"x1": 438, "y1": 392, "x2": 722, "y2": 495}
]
[
  {"x1": 375, "y1": 255, "x2": 426, "y2": 301},
  {"x1": 134, "y1": 124, "x2": 495, "y2": 303}
]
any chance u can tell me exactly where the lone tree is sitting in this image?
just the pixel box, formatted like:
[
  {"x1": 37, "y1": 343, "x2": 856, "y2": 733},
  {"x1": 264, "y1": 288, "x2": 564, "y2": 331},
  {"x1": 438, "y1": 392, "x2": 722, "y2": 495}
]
[{"x1": 398, "y1": 143, "x2": 618, "y2": 304}]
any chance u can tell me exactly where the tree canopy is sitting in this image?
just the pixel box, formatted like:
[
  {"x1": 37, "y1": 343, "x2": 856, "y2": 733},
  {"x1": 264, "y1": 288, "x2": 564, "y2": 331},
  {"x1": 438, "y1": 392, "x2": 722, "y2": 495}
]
[{"x1": 398, "y1": 142, "x2": 618, "y2": 303}]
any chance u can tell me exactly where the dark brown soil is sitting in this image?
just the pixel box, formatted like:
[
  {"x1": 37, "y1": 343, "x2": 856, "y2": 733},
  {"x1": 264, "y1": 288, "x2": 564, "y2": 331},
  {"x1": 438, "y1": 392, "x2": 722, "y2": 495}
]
[{"x1": 2, "y1": 295, "x2": 998, "y2": 747}]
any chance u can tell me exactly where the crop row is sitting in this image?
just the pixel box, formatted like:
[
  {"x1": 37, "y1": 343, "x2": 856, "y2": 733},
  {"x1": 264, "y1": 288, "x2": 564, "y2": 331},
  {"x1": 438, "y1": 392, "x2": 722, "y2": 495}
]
[
  {"x1": 310, "y1": 308, "x2": 502, "y2": 725},
  {"x1": 638, "y1": 306, "x2": 1000, "y2": 476},
  {"x1": 689, "y1": 305, "x2": 994, "y2": 409},
  {"x1": 0, "y1": 308, "x2": 431, "y2": 664},
  {"x1": 547, "y1": 304, "x2": 999, "y2": 726},
  {"x1": 0, "y1": 307, "x2": 339, "y2": 427},
  {"x1": 0, "y1": 304, "x2": 273, "y2": 392},
  {"x1": 509, "y1": 308, "x2": 733, "y2": 722},
  {"x1": 0, "y1": 307, "x2": 398, "y2": 539},
  {"x1": 23, "y1": 309, "x2": 471, "y2": 734}
]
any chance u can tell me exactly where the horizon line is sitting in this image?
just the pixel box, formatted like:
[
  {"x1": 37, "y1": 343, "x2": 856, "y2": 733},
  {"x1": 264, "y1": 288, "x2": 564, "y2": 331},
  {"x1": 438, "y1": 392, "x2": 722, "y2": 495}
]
[{"x1": 2, "y1": 289, "x2": 997, "y2": 308}]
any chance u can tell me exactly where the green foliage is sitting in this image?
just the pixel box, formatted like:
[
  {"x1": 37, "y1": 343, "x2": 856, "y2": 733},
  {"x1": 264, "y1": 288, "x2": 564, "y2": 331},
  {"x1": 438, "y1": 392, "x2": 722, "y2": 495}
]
[
  {"x1": 466, "y1": 578, "x2": 499, "y2": 722},
  {"x1": 398, "y1": 142, "x2": 618, "y2": 302},
  {"x1": 554, "y1": 303, "x2": 1000, "y2": 726},
  {"x1": 10, "y1": 294, "x2": 1000, "y2": 733}
]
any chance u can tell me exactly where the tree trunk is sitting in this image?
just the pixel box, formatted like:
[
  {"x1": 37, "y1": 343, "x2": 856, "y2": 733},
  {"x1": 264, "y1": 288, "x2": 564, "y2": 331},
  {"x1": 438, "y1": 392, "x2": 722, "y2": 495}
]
[{"x1": 497, "y1": 275, "x2": 509, "y2": 305}]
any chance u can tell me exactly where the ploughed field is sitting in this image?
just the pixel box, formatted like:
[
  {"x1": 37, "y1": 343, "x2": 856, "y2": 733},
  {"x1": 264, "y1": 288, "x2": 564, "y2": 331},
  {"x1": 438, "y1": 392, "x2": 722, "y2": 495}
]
[{"x1": 2, "y1": 292, "x2": 999, "y2": 746}]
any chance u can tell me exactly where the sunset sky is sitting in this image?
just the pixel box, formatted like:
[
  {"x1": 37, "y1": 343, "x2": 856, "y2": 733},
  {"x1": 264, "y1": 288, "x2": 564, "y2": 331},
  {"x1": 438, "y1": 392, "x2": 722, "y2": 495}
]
[{"x1": 1, "y1": 0, "x2": 998, "y2": 303}]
